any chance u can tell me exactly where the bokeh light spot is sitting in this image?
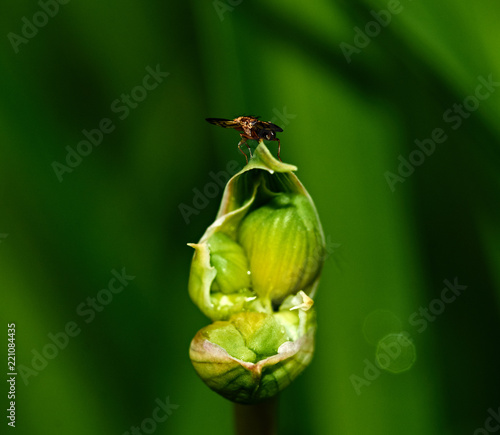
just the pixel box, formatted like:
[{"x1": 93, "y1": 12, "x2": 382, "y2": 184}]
[{"x1": 375, "y1": 333, "x2": 416, "y2": 374}]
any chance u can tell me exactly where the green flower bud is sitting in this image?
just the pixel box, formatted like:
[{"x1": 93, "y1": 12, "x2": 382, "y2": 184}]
[
  {"x1": 187, "y1": 235, "x2": 262, "y2": 321},
  {"x1": 207, "y1": 232, "x2": 251, "y2": 294},
  {"x1": 190, "y1": 291, "x2": 316, "y2": 404},
  {"x1": 238, "y1": 192, "x2": 325, "y2": 305},
  {"x1": 187, "y1": 141, "x2": 325, "y2": 403}
]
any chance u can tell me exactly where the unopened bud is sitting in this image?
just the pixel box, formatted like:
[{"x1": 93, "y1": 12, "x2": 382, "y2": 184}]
[{"x1": 238, "y1": 193, "x2": 325, "y2": 305}]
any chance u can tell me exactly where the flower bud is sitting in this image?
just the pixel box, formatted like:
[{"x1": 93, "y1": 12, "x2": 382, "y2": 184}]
[
  {"x1": 187, "y1": 235, "x2": 261, "y2": 322},
  {"x1": 207, "y1": 232, "x2": 251, "y2": 294},
  {"x1": 187, "y1": 141, "x2": 326, "y2": 403},
  {"x1": 189, "y1": 292, "x2": 316, "y2": 404},
  {"x1": 238, "y1": 192, "x2": 325, "y2": 305}
]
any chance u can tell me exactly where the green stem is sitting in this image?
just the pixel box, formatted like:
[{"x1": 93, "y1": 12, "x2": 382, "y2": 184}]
[{"x1": 234, "y1": 397, "x2": 278, "y2": 435}]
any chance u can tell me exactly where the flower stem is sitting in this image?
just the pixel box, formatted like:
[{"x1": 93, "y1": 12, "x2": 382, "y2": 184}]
[{"x1": 234, "y1": 397, "x2": 278, "y2": 435}]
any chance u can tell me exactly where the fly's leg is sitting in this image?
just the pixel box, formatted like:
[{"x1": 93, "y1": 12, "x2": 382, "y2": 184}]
[{"x1": 238, "y1": 135, "x2": 252, "y2": 164}]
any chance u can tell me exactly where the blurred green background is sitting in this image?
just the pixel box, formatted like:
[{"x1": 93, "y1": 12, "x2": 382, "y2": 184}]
[{"x1": 1, "y1": 1, "x2": 500, "y2": 434}]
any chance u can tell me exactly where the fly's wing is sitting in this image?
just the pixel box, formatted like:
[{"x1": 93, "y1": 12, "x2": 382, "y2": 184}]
[
  {"x1": 206, "y1": 118, "x2": 241, "y2": 129},
  {"x1": 266, "y1": 121, "x2": 283, "y2": 132},
  {"x1": 254, "y1": 121, "x2": 283, "y2": 132},
  {"x1": 254, "y1": 121, "x2": 283, "y2": 140}
]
